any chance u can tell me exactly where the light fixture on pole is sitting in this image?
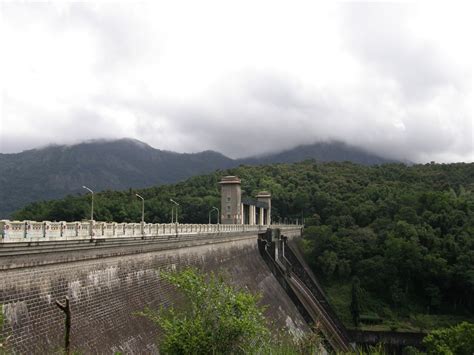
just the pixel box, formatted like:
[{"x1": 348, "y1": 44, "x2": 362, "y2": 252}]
[
  {"x1": 209, "y1": 206, "x2": 219, "y2": 224},
  {"x1": 82, "y1": 186, "x2": 94, "y2": 221},
  {"x1": 213, "y1": 206, "x2": 220, "y2": 224},
  {"x1": 170, "y1": 199, "x2": 179, "y2": 223},
  {"x1": 135, "y1": 194, "x2": 145, "y2": 223}
]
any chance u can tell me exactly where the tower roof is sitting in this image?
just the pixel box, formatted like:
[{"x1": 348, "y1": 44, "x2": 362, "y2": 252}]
[
  {"x1": 257, "y1": 191, "x2": 271, "y2": 198},
  {"x1": 219, "y1": 176, "x2": 241, "y2": 185}
]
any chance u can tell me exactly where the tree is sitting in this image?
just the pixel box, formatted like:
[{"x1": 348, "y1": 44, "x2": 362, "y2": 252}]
[
  {"x1": 410, "y1": 314, "x2": 433, "y2": 333},
  {"x1": 318, "y1": 251, "x2": 338, "y2": 279},
  {"x1": 11, "y1": 160, "x2": 474, "y2": 327},
  {"x1": 350, "y1": 276, "x2": 362, "y2": 327},
  {"x1": 138, "y1": 268, "x2": 270, "y2": 354},
  {"x1": 423, "y1": 322, "x2": 474, "y2": 355}
]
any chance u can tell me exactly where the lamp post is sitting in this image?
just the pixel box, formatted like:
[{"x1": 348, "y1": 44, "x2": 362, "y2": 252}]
[
  {"x1": 82, "y1": 186, "x2": 94, "y2": 221},
  {"x1": 213, "y1": 206, "x2": 220, "y2": 224},
  {"x1": 170, "y1": 199, "x2": 179, "y2": 223},
  {"x1": 135, "y1": 194, "x2": 145, "y2": 223},
  {"x1": 209, "y1": 206, "x2": 219, "y2": 224}
]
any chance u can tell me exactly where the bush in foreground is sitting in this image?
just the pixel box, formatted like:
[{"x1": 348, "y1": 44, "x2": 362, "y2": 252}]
[
  {"x1": 422, "y1": 321, "x2": 474, "y2": 355},
  {"x1": 138, "y1": 268, "x2": 272, "y2": 354}
]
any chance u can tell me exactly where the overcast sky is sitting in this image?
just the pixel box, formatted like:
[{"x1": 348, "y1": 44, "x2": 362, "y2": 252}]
[{"x1": 0, "y1": 1, "x2": 472, "y2": 162}]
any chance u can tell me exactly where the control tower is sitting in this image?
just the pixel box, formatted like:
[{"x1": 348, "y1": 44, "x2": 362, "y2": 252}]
[{"x1": 219, "y1": 176, "x2": 242, "y2": 224}]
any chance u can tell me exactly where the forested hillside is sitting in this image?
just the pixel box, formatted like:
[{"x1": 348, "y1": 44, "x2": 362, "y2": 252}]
[
  {"x1": 0, "y1": 138, "x2": 235, "y2": 218},
  {"x1": 0, "y1": 139, "x2": 393, "y2": 218},
  {"x1": 12, "y1": 161, "x2": 474, "y2": 330}
]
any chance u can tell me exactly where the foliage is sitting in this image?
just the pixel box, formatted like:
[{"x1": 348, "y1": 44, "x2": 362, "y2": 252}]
[
  {"x1": 338, "y1": 343, "x2": 388, "y2": 355},
  {"x1": 0, "y1": 139, "x2": 391, "y2": 218},
  {"x1": 409, "y1": 314, "x2": 433, "y2": 333},
  {"x1": 422, "y1": 322, "x2": 474, "y2": 355},
  {"x1": 350, "y1": 277, "x2": 362, "y2": 327},
  {"x1": 13, "y1": 161, "x2": 474, "y2": 327},
  {"x1": 0, "y1": 304, "x2": 6, "y2": 354},
  {"x1": 137, "y1": 268, "x2": 271, "y2": 354},
  {"x1": 258, "y1": 326, "x2": 324, "y2": 355}
]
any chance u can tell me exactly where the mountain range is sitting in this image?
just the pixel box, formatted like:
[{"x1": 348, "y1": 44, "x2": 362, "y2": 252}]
[{"x1": 0, "y1": 138, "x2": 396, "y2": 218}]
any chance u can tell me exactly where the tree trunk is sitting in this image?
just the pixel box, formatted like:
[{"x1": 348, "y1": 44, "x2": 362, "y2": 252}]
[{"x1": 55, "y1": 297, "x2": 71, "y2": 355}]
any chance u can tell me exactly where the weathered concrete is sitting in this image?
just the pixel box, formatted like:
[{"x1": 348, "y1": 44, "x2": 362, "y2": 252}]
[
  {"x1": 258, "y1": 230, "x2": 352, "y2": 352},
  {"x1": 348, "y1": 330, "x2": 426, "y2": 354},
  {"x1": 0, "y1": 229, "x2": 307, "y2": 354}
]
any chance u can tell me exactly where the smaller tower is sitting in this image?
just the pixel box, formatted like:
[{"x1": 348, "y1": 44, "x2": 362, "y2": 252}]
[
  {"x1": 219, "y1": 176, "x2": 242, "y2": 224},
  {"x1": 257, "y1": 191, "x2": 272, "y2": 225}
]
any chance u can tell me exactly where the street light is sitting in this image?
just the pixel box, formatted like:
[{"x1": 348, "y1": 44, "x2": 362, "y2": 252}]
[
  {"x1": 209, "y1": 206, "x2": 219, "y2": 224},
  {"x1": 82, "y1": 186, "x2": 94, "y2": 221},
  {"x1": 170, "y1": 199, "x2": 179, "y2": 223},
  {"x1": 213, "y1": 207, "x2": 220, "y2": 224},
  {"x1": 135, "y1": 194, "x2": 145, "y2": 223}
]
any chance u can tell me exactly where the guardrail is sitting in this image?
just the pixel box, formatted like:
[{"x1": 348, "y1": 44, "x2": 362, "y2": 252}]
[{"x1": 0, "y1": 220, "x2": 301, "y2": 243}]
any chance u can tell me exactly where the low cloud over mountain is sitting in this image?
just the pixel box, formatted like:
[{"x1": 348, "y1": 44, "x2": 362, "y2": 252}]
[{"x1": 1, "y1": 2, "x2": 472, "y2": 163}]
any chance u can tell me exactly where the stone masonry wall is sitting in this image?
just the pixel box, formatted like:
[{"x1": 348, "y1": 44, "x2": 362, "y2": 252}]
[{"x1": 0, "y1": 232, "x2": 308, "y2": 354}]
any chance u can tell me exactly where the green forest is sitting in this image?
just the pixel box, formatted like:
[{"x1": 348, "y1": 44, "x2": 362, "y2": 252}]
[{"x1": 11, "y1": 161, "x2": 474, "y2": 331}]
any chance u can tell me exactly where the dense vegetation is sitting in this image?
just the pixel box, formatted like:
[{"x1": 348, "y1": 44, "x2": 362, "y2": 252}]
[
  {"x1": 138, "y1": 268, "x2": 474, "y2": 355},
  {"x1": 422, "y1": 322, "x2": 474, "y2": 354},
  {"x1": 0, "y1": 139, "x2": 392, "y2": 218},
  {"x1": 297, "y1": 163, "x2": 474, "y2": 330},
  {"x1": 0, "y1": 138, "x2": 235, "y2": 218},
  {"x1": 12, "y1": 161, "x2": 474, "y2": 330},
  {"x1": 137, "y1": 268, "x2": 273, "y2": 354}
]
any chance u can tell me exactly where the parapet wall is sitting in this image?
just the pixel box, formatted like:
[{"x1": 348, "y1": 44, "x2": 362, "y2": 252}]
[
  {"x1": 0, "y1": 220, "x2": 300, "y2": 242},
  {"x1": 0, "y1": 220, "x2": 286, "y2": 242},
  {"x1": 0, "y1": 228, "x2": 306, "y2": 354}
]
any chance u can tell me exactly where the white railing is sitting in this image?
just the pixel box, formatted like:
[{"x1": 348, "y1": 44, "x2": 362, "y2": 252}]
[{"x1": 0, "y1": 220, "x2": 301, "y2": 243}]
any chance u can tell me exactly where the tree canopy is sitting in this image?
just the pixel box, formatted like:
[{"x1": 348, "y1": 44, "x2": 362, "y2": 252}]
[
  {"x1": 12, "y1": 161, "x2": 474, "y2": 328},
  {"x1": 423, "y1": 322, "x2": 474, "y2": 355}
]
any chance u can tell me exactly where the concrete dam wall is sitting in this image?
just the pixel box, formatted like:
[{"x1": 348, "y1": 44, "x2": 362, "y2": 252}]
[{"x1": 0, "y1": 229, "x2": 307, "y2": 354}]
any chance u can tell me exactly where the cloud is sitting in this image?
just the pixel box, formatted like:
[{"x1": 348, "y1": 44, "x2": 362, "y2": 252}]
[
  {"x1": 0, "y1": 1, "x2": 472, "y2": 162},
  {"x1": 340, "y1": 3, "x2": 469, "y2": 100}
]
